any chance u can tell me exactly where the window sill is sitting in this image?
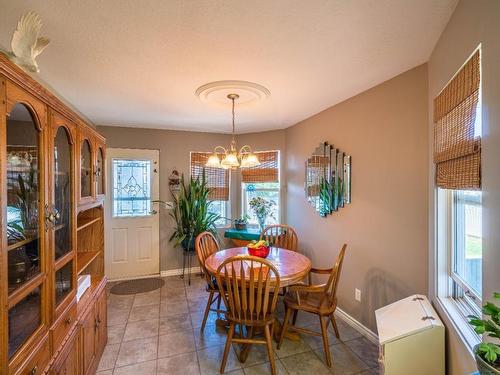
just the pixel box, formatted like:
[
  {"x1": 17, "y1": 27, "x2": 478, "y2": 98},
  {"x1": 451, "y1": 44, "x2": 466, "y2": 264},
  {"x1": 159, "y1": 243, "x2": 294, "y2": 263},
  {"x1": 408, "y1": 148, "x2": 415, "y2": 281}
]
[{"x1": 436, "y1": 296, "x2": 480, "y2": 355}]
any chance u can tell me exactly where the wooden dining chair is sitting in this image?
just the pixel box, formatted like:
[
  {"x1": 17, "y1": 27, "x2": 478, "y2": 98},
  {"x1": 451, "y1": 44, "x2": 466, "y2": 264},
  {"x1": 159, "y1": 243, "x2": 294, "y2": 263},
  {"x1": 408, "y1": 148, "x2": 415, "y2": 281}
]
[
  {"x1": 195, "y1": 231, "x2": 224, "y2": 331},
  {"x1": 216, "y1": 255, "x2": 281, "y2": 375},
  {"x1": 260, "y1": 224, "x2": 299, "y2": 251},
  {"x1": 277, "y1": 244, "x2": 347, "y2": 367}
]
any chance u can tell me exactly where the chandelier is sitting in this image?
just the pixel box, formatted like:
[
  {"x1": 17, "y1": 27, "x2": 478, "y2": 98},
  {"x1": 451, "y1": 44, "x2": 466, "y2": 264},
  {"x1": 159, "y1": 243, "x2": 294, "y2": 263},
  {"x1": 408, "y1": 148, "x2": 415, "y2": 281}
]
[{"x1": 206, "y1": 93, "x2": 260, "y2": 169}]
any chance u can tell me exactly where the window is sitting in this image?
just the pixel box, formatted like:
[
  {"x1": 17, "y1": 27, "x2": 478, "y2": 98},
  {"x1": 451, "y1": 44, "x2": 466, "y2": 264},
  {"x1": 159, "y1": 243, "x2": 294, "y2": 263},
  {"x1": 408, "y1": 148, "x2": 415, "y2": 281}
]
[
  {"x1": 450, "y1": 190, "x2": 482, "y2": 310},
  {"x1": 190, "y1": 152, "x2": 230, "y2": 227},
  {"x1": 112, "y1": 159, "x2": 151, "y2": 217},
  {"x1": 241, "y1": 151, "x2": 280, "y2": 226},
  {"x1": 242, "y1": 182, "x2": 280, "y2": 226},
  {"x1": 434, "y1": 49, "x2": 481, "y2": 346}
]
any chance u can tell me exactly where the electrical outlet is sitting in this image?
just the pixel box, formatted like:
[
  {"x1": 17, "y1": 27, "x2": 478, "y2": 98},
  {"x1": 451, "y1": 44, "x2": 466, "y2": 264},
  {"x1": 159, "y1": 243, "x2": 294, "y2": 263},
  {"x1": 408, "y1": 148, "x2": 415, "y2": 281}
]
[{"x1": 355, "y1": 288, "x2": 361, "y2": 302}]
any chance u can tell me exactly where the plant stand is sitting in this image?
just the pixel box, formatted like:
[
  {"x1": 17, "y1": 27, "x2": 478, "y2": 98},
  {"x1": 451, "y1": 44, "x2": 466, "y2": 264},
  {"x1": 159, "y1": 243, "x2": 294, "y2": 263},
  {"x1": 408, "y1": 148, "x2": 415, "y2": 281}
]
[{"x1": 181, "y1": 249, "x2": 195, "y2": 285}]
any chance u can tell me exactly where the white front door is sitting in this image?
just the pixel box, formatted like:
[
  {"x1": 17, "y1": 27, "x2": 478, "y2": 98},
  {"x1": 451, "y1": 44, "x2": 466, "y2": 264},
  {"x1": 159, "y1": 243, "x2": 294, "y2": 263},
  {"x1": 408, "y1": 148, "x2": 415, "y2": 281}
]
[{"x1": 105, "y1": 148, "x2": 160, "y2": 280}]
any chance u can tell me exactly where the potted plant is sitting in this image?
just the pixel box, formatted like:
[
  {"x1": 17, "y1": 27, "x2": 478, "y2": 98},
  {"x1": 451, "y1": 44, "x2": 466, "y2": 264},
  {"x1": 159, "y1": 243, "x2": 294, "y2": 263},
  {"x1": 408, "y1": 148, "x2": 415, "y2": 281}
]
[
  {"x1": 234, "y1": 214, "x2": 250, "y2": 231},
  {"x1": 468, "y1": 292, "x2": 500, "y2": 374},
  {"x1": 249, "y1": 197, "x2": 275, "y2": 231},
  {"x1": 163, "y1": 174, "x2": 221, "y2": 252}
]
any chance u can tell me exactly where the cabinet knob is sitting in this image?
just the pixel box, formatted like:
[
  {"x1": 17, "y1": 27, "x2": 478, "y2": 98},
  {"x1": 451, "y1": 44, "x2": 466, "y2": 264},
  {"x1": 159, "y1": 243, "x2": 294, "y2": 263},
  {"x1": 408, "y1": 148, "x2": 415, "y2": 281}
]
[
  {"x1": 29, "y1": 366, "x2": 38, "y2": 375},
  {"x1": 65, "y1": 316, "x2": 72, "y2": 325}
]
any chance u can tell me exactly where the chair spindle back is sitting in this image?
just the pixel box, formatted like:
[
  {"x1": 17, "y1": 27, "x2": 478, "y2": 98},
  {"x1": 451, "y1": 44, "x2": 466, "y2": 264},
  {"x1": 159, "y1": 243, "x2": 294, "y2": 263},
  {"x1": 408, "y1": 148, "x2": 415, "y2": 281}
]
[
  {"x1": 260, "y1": 224, "x2": 298, "y2": 251},
  {"x1": 323, "y1": 244, "x2": 347, "y2": 308},
  {"x1": 216, "y1": 255, "x2": 281, "y2": 324},
  {"x1": 195, "y1": 231, "x2": 220, "y2": 288}
]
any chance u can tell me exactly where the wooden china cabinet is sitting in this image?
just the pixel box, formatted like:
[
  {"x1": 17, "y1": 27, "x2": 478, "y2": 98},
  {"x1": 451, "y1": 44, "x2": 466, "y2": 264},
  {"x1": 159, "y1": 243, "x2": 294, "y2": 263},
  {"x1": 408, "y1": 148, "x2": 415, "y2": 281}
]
[{"x1": 0, "y1": 53, "x2": 107, "y2": 374}]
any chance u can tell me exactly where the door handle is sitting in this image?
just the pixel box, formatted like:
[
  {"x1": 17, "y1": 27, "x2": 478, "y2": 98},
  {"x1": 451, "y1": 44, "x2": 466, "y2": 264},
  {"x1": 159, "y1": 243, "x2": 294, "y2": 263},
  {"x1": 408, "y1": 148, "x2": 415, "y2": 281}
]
[{"x1": 150, "y1": 210, "x2": 158, "y2": 215}]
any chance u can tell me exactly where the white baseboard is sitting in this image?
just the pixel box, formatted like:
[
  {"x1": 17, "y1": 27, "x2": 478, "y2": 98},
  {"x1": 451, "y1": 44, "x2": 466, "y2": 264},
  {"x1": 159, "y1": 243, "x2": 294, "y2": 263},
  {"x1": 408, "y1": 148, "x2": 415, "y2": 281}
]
[
  {"x1": 160, "y1": 266, "x2": 201, "y2": 277},
  {"x1": 335, "y1": 307, "x2": 379, "y2": 344}
]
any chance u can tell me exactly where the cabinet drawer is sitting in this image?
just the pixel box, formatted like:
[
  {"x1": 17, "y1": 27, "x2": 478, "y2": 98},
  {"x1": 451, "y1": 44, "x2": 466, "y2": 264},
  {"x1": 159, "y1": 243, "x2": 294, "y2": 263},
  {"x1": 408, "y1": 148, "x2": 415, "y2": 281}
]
[
  {"x1": 51, "y1": 301, "x2": 77, "y2": 353},
  {"x1": 13, "y1": 334, "x2": 50, "y2": 375}
]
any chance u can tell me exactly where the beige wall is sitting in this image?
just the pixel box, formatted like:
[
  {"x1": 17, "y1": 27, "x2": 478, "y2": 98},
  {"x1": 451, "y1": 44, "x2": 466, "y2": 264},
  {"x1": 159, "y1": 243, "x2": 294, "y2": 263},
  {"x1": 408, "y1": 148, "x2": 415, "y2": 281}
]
[
  {"x1": 97, "y1": 125, "x2": 286, "y2": 271},
  {"x1": 285, "y1": 64, "x2": 429, "y2": 332},
  {"x1": 428, "y1": 1, "x2": 500, "y2": 374}
]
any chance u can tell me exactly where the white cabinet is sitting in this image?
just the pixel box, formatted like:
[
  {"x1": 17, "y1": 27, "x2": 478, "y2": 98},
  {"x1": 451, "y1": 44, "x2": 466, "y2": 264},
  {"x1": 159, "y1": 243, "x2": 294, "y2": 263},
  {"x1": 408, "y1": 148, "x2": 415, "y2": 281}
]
[{"x1": 375, "y1": 294, "x2": 445, "y2": 375}]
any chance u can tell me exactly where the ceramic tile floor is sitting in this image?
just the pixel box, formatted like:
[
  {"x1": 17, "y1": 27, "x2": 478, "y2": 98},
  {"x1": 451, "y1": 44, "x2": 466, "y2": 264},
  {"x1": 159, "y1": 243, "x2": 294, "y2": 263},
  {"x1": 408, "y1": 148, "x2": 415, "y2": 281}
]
[{"x1": 98, "y1": 276, "x2": 380, "y2": 375}]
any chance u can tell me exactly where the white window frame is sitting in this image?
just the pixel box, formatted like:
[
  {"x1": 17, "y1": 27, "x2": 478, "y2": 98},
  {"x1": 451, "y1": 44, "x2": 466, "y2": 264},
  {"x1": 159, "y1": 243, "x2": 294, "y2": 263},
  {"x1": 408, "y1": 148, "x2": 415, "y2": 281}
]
[
  {"x1": 435, "y1": 188, "x2": 481, "y2": 350},
  {"x1": 241, "y1": 182, "x2": 281, "y2": 227}
]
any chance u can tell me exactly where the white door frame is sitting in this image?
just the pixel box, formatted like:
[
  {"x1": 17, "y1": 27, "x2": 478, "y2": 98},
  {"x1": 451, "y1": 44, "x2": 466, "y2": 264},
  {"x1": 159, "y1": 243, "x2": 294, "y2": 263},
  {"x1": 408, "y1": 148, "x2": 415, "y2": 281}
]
[{"x1": 104, "y1": 148, "x2": 160, "y2": 280}]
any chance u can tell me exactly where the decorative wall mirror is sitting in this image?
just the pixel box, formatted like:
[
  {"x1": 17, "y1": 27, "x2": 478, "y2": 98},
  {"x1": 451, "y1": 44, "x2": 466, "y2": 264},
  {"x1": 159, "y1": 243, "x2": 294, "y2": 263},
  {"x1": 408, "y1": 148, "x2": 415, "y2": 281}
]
[{"x1": 305, "y1": 141, "x2": 351, "y2": 216}]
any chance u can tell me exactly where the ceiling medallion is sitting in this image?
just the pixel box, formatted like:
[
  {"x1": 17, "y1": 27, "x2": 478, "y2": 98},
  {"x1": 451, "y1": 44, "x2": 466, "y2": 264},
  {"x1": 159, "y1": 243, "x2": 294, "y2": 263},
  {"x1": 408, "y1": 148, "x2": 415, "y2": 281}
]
[
  {"x1": 195, "y1": 80, "x2": 270, "y2": 106},
  {"x1": 205, "y1": 93, "x2": 260, "y2": 170}
]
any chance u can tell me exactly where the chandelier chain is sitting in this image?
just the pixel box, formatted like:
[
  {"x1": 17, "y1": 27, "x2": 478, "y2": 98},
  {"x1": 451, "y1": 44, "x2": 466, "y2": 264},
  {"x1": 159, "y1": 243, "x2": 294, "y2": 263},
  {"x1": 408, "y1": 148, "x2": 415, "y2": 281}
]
[{"x1": 231, "y1": 95, "x2": 236, "y2": 139}]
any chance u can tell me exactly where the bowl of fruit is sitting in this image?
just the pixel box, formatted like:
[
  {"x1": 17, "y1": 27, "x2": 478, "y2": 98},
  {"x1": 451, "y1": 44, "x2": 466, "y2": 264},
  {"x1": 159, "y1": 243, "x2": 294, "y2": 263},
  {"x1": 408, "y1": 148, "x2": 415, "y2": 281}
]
[{"x1": 247, "y1": 240, "x2": 271, "y2": 258}]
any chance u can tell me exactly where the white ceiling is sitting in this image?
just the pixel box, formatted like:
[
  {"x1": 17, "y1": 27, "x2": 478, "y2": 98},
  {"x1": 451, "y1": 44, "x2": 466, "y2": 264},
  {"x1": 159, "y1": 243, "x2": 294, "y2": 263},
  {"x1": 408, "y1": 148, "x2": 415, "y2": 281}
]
[{"x1": 0, "y1": 0, "x2": 457, "y2": 134}]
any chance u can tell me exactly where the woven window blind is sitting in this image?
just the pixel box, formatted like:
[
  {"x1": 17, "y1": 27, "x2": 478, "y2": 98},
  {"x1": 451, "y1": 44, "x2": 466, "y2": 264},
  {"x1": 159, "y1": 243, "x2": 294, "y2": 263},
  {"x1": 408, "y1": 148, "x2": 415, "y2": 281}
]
[
  {"x1": 433, "y1": 50, "x2": 481, "y2": 190},
  {"x1": 190, "y1": 152, "x2": 229, "y2": 201},
  {"x1": 241, "y1": 151, "x2": 279, "y2": 183}
]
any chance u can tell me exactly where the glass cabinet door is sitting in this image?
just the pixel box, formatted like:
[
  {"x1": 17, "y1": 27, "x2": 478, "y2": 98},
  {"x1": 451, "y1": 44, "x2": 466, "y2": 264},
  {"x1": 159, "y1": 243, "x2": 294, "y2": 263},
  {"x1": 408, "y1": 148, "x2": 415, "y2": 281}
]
[
  {"x1": 8, "y1": 286, "x2": 42, "y2": 358},
  {"x1": 80, "y1": 139, "x2": 92, "y2": 198},
  {"x1": 6, "y1": 103, "x2": 42, "y2": 294},
  {"x1": 5, "y1": 100, "x2": 45, "y2": 359},
  {"x1": 54, "y1": 127, "x2": 73, "y2": 260},
  {"x1": 97, "y1": 146, "x2": 105, "y2": 196},
  {"x1": 55, "y1": 260, "x2": 73, "y2": 305}
]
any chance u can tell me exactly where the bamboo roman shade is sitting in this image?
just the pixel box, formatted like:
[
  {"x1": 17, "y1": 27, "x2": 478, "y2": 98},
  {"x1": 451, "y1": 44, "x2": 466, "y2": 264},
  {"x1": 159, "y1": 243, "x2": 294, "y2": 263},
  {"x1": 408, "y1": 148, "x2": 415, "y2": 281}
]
[
  {"x1": 190, "y1": 152, "x2": 229, "y2": 200},
  {"x1": 241, "y1": 151, "x2": 279, "y2": 183},
  {"x1": 433, "y1": 50, "x2": 481, "y2": 190}
]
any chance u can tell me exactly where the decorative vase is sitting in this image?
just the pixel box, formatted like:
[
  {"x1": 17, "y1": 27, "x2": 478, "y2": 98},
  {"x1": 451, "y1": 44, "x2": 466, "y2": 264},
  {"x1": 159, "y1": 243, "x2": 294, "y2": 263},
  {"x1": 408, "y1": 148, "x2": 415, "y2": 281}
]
[
  {"x1": 475, "y1": 345, "x2": 500, "y2": 375},
  {"x1": 257, "y1": 216, "x2": 266, "y2": 232}
]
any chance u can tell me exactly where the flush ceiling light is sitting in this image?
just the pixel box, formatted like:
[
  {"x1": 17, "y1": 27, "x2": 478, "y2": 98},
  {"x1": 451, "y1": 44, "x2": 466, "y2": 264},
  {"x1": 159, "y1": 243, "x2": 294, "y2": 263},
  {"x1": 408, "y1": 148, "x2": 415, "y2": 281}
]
[{"x1": 206, "y1": 93, "x2": 260, "y2": 170}]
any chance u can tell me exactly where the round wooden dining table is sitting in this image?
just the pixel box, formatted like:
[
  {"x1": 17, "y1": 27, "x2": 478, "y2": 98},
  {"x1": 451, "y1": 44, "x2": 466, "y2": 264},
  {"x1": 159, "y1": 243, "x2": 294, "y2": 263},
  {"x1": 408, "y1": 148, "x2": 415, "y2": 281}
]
[
  {"x1": 205, "y1": 246, "x2": 311, "y2": 342},
  {"x1": 204, "y1": 246, "x2": 312, "y2": 286}
]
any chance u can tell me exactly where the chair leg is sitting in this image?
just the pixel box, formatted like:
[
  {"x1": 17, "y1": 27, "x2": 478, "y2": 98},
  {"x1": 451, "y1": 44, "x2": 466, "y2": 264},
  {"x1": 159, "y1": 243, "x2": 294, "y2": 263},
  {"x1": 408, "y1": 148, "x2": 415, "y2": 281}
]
[
  {"x1": 240, "y1": 326, "x2": 254, "y2": 363},
  {"x1": 264, "y1": 324, "x2": 277, "y2": 375},
  {"x1": 330, "y1": 314, "x2": 340, "y2": 339},
  {"x1": 292, "y1": 309, "x2": 298, "y2": 325},
  {"x1": 201, "y1": 291, "x2": 214, "y2": 332},
  {"x1": 220, "y1": 323, "x2": 235, "y2": 374},
  {"x1": 277, "y1": 307, "x2": 292, "y2": 349},
  {"x1": 319, "y1": 316, "x2": 332, "y2": 367},
  {"x1": 216, "y1": 293, "x2": 222, "y2": 310}
]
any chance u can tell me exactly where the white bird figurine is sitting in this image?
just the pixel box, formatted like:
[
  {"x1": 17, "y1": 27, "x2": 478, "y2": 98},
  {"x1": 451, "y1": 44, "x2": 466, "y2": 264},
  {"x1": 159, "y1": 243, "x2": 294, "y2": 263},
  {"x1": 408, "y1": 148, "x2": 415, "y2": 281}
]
[{"x1": 3, "y1": 11, "x2": 50, "y2": 73}]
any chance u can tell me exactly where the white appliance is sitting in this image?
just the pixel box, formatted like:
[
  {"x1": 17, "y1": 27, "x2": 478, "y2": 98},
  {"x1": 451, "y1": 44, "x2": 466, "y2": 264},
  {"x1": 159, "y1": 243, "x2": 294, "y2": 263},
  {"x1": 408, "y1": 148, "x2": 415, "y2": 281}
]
[{"x1": 375, "y1": 294, "x2": 445, "y2": 375}]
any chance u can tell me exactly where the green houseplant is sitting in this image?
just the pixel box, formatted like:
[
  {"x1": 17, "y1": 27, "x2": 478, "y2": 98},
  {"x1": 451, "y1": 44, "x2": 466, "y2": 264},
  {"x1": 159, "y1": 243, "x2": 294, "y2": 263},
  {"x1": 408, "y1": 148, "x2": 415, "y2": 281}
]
[
  {"x1": 165, "y1": 174, "x2": 221, "y2": 252},
  {"x1": 469, "y1": 292, "x2": 500, "y2": 374}
]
